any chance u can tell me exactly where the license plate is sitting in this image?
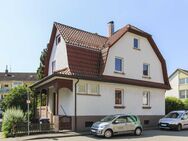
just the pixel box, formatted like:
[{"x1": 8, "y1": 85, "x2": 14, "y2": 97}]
[
  {"x1": 91, "y1": 129, "x2": 96, "y2": 133},
  {"x1": 161, "y1": 124, "x2": 167, "y2": 127}
]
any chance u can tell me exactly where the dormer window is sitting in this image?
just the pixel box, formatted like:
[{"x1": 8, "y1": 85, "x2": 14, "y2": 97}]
[
  {"x1": 133, "y1": 38, "x2": 139, "y2": 49},
  {"x1": 56, "y1": 34, "x2": 61, "y2": 45},
  {"x1": 115, "y1": 57, "x2": 124, "y2": 73}
]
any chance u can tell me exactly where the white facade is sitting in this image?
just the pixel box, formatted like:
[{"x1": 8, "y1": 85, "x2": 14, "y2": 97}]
[
  {"x1": 103, "y1": 32, "x2": 164, "y2": 83},
  {"x1": 53, "y1": 79, "x2": 165, "y2": 117},
  {"x1": 48, "y1": 30, "x2": 68, "y2": 75},
  {"x1": 165, "y1": 72, "x2": 179, "y2": 98}
]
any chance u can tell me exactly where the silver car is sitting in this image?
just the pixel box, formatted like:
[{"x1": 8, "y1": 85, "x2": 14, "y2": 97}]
[
  {"x1": 159, "y1": 110, "x2": 188, "y2": 131},
  {"x1": 91, "y1": 114, "x2": 143, "y2": 138}
]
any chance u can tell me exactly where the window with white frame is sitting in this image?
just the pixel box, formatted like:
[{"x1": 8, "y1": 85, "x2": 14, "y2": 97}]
[
  {"x1": 115, "y1": 57, "x2": 124, "y2": 73},
  {"x1": 179, "y1": 90, "x2": 188, "y2": 99},
  {"x1": 143, "y1": 63, "x2": 150, "y2": 76},
  {"x1": 133, "y1": 38, "x2": 139, "y2": 49},
  {"x1": 88, "y1": 84, "x2": 99, "y2": 94},
  {"x1": 56, "y1": 34, "x2": 61, "y2": 45},
  {"x1": 143, "y1": 91, "x2": 150, "y2": 106},
  {"x1": 179, "y1": 78, "x2": 188, "y2": 85},
  {"x1": 115, "y1": 89, "x2": 124, "y2": 105},
  {"x1": 12, "y1": 81, "x2": 23, "y2": 88},
  {"x1": 77, "y1": 83, "x2": 88, "y2": 94},
  {"x1": 52, "y1": 60, "x2": 56, "y2": 73}
]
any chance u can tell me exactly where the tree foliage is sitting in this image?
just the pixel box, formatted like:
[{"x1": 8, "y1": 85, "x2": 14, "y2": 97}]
[
  {"x1": 37, "y1": 47, "x2": 48, "y2": 80},
  {"x1": 0, "y1": 85, "x2": 33, "y2": 113},
  {"x1": 165, "y1": 97, "x2": 185, "y2": 114}
]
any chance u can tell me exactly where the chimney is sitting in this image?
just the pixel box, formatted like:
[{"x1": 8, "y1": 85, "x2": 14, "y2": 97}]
[
  {"x1": 5, "y1": 65, "x2": 8, "y2": 75},
  {"x1": 108, "y1": 21, "x2": 114, "y2": 37}
]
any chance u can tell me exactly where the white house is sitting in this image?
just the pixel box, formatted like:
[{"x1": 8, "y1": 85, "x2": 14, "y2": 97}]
[
  {"x1": 166, "y1": 69, "x2": 188, "y2": 99},
  {"x1": 31, "y1": 21, "x2": 170, "y2": 131}
]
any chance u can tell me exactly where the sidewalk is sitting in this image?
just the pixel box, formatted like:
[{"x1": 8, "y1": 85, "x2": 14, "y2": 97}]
[{"x1": 0, "y1": 131, "x2": 90, "y2": 141}]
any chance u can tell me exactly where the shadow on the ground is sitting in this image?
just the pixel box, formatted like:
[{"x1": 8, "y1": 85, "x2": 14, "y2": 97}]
[{"x1": 88, "y1": 129, "x2": 188, "y2": 140}]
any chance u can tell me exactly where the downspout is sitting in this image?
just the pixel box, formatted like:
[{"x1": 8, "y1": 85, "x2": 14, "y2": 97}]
[{"x1": 74, "y1": 78, "x2": 79, "y2": 132}]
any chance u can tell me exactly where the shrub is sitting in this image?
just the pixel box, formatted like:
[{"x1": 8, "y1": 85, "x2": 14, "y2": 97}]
[
  {"x1": 165, "y1": 97, "x2": 185, "y2": 114},
  {"x1": 183, "y1": 98, "x2": 188, "y2": 110},
  {"x1": 2, "y1": 108, "x2": 25, "y2": 137}
]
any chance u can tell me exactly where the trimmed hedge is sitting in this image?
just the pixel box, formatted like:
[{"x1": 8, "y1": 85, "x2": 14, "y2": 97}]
[{"x1": 165, "y1": 97, "x2": 185, "y2": 114}]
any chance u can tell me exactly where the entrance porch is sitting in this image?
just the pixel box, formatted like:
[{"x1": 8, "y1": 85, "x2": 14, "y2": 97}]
[{"x1": 32, "y1": 78, "x2": 74, "y2": 131}]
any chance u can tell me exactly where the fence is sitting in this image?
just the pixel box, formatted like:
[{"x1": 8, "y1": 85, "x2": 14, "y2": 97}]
[{"x1": 15, "y1": 123, "x2": 54, "y2": 135}]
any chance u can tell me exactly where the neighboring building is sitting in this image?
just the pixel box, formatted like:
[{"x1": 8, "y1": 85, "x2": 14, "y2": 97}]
[
  {"x1": 31, "y1": 21, "x2": 170, "y2": 131},
  {"x1": 0, "y1": 69, "x2": 37, "y2": 100},
  {"x1": 166, "y1": 69, "x2": 188, "y2": 99}
]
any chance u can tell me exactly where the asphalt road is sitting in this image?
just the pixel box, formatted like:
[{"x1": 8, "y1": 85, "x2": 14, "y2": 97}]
[{"x1": 2, "y1": 129, "x2": 188, "y2": 141}]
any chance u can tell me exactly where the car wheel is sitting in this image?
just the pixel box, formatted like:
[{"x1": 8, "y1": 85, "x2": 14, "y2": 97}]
[
  {"x1": 177, "y1": 124, "x2": 182, "y2": 131},
  {"x1": 104, "y1": 129, "x2": 113, "y2": 138},
  {"x1": 135, "y1": 127, "x2": 142, "y2": 136}
]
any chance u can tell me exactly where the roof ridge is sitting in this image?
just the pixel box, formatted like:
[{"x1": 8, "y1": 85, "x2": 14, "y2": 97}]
[{"x1": 54, "y1": 22, "x2": 108, "y2": 39}]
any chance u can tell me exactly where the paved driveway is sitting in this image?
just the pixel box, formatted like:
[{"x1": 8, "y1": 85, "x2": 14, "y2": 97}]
[{"x1": 1, "y1": 129, "x2": 188, "y2": 141}]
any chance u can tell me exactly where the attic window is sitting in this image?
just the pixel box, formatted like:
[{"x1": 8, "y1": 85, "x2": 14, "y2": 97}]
[
  {"x1": 133, "y1": 38, "x2": 139, "y2": 49},
  {"x1": 56, "y1": 34, "x2": 61, "y2": 45}
]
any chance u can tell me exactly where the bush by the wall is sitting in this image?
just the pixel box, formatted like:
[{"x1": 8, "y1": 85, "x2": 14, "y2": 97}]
[
  {"x1": 2, "y1": 108, "x2": 25, "y2": 137},
  {"x1": 183, "y1": 98, "x2": 188, "y2": 110},
  {"x1": 165, "y1": 97, "x2": 185, "y2": 114}
]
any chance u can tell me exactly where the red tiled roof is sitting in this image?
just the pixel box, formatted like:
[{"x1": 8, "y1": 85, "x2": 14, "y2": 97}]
[
  {"x1": 55, "y1": 22, "x2": 108, "y2": 50},
  {"x1": 43, "y1": 22, "x2": 170, "y2": 90}
]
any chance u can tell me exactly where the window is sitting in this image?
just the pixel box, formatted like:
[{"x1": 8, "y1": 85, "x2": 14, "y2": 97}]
[
  {"x1": 143, "y1": 64, "x2": 150, "y2": 76},
  {"x1": 133, "y1": 38, "x2": 139, "y2": 49},
  {"x1": 115, "y1": 89, "x2": 124, "y2": 105},
  {"x1": 56, "y1": 34, "x2": 61, "y2": 45},
  {"x1": 179, "y1": 90, "x2": 186, "y2": 99},
  {"x1": 179, "y1": 78, "x2": 186, "y2": 84},
  {"x1": 88, "y1": 84, "x2": 99, "y2": 94},
  {"x1": 143, "y1": 91, "x2": 150, "y2": 106},
  {"x1": 52, "y1": 61, "x2": 56, "y2": 73},
  {"x1": 4, "y1": 84, "x2": 9, "y2": 87},
  {"x1": 115, "y1": 57, "x2": 123, "y2": 72},
  {"x1": 12, "y1": 81, "x2": 23, "y2": 88},
  {"x1": 115, "y1": 116, "x2": 127, "y2": 123},
  {"x1": 77, "y1": 83, "x2": 87, "y2": 93},
  {"x1": 179, "y1": 78, "x2": 188, "y2": 84}
]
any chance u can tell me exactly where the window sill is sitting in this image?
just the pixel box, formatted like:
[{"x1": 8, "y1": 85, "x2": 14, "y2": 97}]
[
  {"x1": 142, "y1": 106, "x2": 151, "y2": 109},
  {"x1": 142, "y1": 76, "x2": 151, "y2": 79},
  {"x1": 133, "y1": 48, "x2": 141, "y2": 51},
  {"x1": 114, "y1": 71, "x2": 125, "y2": 75},
  {"x1": 77, "y1": 93, "x2": 101, "y2": 96},
  {"x1": 114, "y1": 105, "x2": 125, "y2": 109}
]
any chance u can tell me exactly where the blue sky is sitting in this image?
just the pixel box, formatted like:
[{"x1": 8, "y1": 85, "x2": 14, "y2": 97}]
[{"x1": 0, "y1": 0, "x2": 187, "y2": 75}]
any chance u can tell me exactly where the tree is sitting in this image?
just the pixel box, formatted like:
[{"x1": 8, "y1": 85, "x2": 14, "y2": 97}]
[
  {"x1": 165, "y1": 97, "x2": 185, "y2": 114},
  {"x1": 37, "y1": 47, "x2": 48, "y2": 80},
  {"x1": 0, "y1": 85, "x2": 33, "y2": 113}
]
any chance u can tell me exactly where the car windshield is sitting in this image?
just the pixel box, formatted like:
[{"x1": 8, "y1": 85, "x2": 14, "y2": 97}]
[
  {"x1": 100, "y1": 115, "x2": 117, "y2": 122},
  {"x1": 165, "y1": 112, "x2": 183, "y2": 119}
]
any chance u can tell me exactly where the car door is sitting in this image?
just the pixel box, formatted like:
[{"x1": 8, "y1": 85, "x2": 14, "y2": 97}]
[
  {"x1": 182, "y1": 113, "x2": 188, "y2": 129},
  {"x1": 125, "y1": 116, "x2": 137, "y2": 131},
  {"x1": 112, "y1": 116, "x2": 127, "y2": 133}
]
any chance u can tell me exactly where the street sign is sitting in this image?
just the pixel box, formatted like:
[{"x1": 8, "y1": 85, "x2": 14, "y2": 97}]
[{"x1": 26, "y1": 100, "x2": 30, "y2": 104}]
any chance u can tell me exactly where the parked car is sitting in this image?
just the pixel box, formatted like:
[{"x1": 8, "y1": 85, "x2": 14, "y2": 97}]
[
  {"x1": 91, "y1": 114, "x2": 143, "y2": 138},
  {"x1": 158, "y1": 110, "x2": 188, "y2": 131}
]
